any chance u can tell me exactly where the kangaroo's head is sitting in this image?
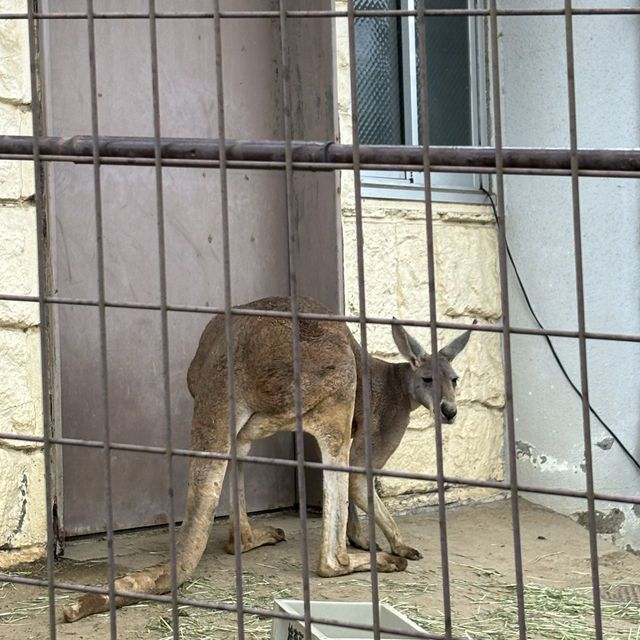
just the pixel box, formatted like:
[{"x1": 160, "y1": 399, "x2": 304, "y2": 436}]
[{"x1": 392, "y1": 321, "x2": 474, "y2": 424}]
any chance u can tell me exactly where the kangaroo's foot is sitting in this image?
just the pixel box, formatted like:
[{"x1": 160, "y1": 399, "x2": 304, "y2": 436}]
[
  {"x1": 346, "y1": 531, "x2": 420, "y2": 559},
  {"x1": 390, "y1": 542, "x2": 423, "y2": 560},
  {"x1": 226, "y1": 525, "x2": 286, "y2": 554},
  {"x1": 375, "y1": 552, "x2": 409, "y2": 572},
  {"x1": 63, "y1": 594, "x2": 111, "y2": 623},
  {"x1": 347, "y1": 533, "x2": 382, "y2": 552},
  {"x1": 317, "y1": 551, "x2": 408, "y2": 577}
]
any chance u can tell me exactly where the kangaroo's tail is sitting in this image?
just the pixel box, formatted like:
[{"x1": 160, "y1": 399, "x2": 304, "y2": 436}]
[{"x1": 63, "y1": 452, "x2": 228, "y2": 622}]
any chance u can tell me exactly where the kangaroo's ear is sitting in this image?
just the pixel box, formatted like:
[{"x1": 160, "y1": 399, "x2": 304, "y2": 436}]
[
  {"x1": 439, "y1": 320, "x2": 477, "y2": 362},
  {"x1": 392, "y1": 320, "x2": 427, "y2": 369}
]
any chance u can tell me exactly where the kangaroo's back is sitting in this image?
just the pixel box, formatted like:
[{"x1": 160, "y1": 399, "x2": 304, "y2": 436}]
[{"x1": 187, "y1": 296, "x2": 358, "y2": 417}]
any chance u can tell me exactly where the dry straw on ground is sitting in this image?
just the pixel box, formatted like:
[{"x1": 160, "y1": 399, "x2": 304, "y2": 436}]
[{"x1": 139, "y1": 574, "x2": 640, "y2": 640}]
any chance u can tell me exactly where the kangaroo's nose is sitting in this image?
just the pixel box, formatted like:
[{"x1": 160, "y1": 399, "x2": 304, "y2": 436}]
[{"x1": 441, "y1": 404, "x2": 457, "y2": 422}]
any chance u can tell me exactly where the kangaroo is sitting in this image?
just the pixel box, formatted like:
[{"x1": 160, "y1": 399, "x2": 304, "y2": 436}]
[{"x1": 63, "y1": 296, "x2": 472, "y2": 622}]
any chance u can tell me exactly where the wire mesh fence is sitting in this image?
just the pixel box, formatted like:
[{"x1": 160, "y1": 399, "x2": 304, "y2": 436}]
[{"x1": 0, "y1": 2, "x2": 638, "y2": 639}]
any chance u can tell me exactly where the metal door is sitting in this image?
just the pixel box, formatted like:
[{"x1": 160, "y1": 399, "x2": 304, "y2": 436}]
[{"x1": 41, "y1": 0, "x2": 339, "y2": 535}]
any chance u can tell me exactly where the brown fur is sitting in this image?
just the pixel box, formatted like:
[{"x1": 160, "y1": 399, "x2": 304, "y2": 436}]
[{"x1": 63, "y1": 296, "x2": 471, "y2": 622}]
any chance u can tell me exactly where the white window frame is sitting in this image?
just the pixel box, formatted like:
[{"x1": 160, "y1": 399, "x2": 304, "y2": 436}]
[{"x1": 361, "y1": 0, "x2": 487, "y2": 204}]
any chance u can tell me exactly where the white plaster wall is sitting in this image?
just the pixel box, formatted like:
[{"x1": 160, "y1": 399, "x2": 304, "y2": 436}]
[
  {"x1": 336, "y1": 3, "x2": 506, "y2": 510},
  {"x1": 0, "y1": 0, "x2": 47, "y2": 567},
  {"x1": 497, "y1": 0, "x2": 640, "y2": 550}
]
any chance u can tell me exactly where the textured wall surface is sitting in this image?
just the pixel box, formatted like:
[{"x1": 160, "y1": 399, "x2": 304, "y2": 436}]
[
  {"x1": 498, "y1": 0, "x2": 640, "y2": 552},
  {"x1": 336, "y1": 2, "x2": 506, "y2": 511},
  {"x1": 0, "y1": 0, "x2": 47, "y2": 567}
]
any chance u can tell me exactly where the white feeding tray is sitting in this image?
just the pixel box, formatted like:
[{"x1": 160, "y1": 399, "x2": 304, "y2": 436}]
[{"x1": 272, "y1": 599, "x2": 427, "y2": 639}]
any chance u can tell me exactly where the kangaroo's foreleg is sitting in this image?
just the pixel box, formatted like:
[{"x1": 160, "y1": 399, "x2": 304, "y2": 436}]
[
  {"x1": 346, "y1": 501, "x2": 382, "y2": 552},
  {"x1": 348, "y1": 472, "x2": 422, "y2": 560}
]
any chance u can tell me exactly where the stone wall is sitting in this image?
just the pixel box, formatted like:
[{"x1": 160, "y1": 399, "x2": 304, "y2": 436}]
[
  {"x1": 0, "y1": 0, "x2": 47, "y2": 567},
  {"x1": 336, "y1": 2, "x2": 506, "y2": 511}
]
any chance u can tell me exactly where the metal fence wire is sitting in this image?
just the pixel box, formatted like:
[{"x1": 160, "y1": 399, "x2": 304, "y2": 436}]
[{"x1": 0, "y1": 2, "x2": 638, "y2": 639}]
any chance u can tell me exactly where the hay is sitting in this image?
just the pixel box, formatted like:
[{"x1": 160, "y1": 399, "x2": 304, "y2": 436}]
[
  {"x1": 0, "y1": 593, "x2": 71, "y2": 626},
  {"x1": 145, "y1": 570, "x2": 295, "y2": 640},
  {"x1": 0, "y1": 566, "x2": 65, "y2": 626},
  {"x1": 393, "y1": 582, "x2": 640, "y2": 640},
  {"x1": 1, "y1": 561, "x2": 637, "y2": 639},
  {"x1": 144, "y1": 570, "x2": 640, "y2": 640}
]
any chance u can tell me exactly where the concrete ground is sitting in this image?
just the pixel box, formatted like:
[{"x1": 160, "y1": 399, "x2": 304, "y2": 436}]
[{"x1": 1, "y1": 498, "x2": 639, "y2": 639}]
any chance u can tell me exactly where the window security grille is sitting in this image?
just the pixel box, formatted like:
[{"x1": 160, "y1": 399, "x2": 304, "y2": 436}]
[{"x1": 355, "y1": 0, "x2": 484, "y2": 202}]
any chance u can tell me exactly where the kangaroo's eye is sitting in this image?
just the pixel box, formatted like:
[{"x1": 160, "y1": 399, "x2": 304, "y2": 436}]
[
  {"x1": 422, "y1": 377, "x2": 433, "y2": 385},
  {"x1": 452, "y1": 377, "x2": 459, "y2": 388}
]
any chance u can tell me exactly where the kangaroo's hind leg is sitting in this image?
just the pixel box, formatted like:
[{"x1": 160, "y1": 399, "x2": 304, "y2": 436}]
[
  {"x1": 225, "y1": 435, "x2": 285, "y2": 554},
  {"x1": 309, "y1": 398, "x2": 408, "y2": 577}
]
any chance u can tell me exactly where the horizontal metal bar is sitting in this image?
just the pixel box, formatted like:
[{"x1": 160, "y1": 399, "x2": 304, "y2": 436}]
[
  {"x1": 1, "y1": 431, "x2": 637, "y2": 507},
  {"x1": 3, "y1": 135, "x2": 640, "y2": 173},
  {"x1": 2, "y1": 8, "x2": 640, "y2": 19},
  {"x1": 5, "y1": 150, "x2": 640, "y2": 179},
  {"x1": 1, "y1": 292, "x2": 638, "y2": 343}
]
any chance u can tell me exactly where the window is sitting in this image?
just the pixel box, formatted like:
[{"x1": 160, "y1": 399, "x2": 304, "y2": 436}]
[{"x1": 355, "y1": 0, "x2": 485, "y2": 203}]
